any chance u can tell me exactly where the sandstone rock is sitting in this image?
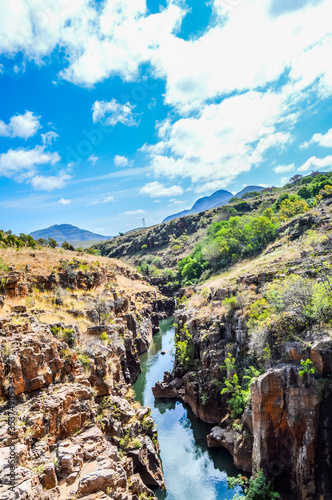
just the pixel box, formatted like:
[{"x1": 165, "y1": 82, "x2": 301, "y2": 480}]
[
  {"x1": 11, "y1": 305, "x2": 27, "y2": 313},
  {"x1": 76, "y1": 463, "x2": 127, "y2": 496},
  {"x1": 251, "y1": 367, "x2": 321, "y2": 499},
  {"x1": 40, "y1": 463, "x2": 57, "y2": 489}
]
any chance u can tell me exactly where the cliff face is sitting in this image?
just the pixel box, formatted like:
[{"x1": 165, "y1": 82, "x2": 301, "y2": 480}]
[{"x1": 0, "y1": 248, "x2": 175, "y2": 500}]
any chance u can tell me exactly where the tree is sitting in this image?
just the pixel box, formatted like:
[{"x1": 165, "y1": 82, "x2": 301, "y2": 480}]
[
  {"x1": 62, "y1": 241, "x2": 75, "y2": 251},
  {"x1": 290, "y1": 174, "x2": 303, "y2": 184},
  {"x1": 37, "y1": 238, "x2": 47, "y2": 246},
  {"x1": 48, "y1": 237, "x2": 57, "y2": 248}
]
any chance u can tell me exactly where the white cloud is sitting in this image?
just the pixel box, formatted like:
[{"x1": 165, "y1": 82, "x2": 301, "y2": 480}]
[
  {"x1": 114, "y1": 155, "x2": 132, "y2": 167},
  {"x1": 140, "y1": 181, "x2": 183, "y2": 197},
  {"x1": 195, "y1": 180, "x2": 229, "y2": 194},
  {"x1": 89, "y1": 195, "x2": 114, "y2": 206},
  {"x1": 88, "y1": 154, "x2": 98, "y2": 166},
  {"x1": 30, "y1": 172, "x2": 71, "y2": 191},
  {"x1": 0, "y1": 111, "x2": 41, "y2": 139},
  {"x1": 143, "y1": 90, "x2": 294, "y2": 186},
  {"x1": 280, "y1": 176, "x2": 290, "y2": 185},
  {"x1": 298, "y1": 155, "x2": 332, "y2": 172},
  {"x1": 41, "y1": 131, "x2": 59, "y2": 145},
  {"x1": 302, "y1": 128, "x2": 332, "y2": 149},
  {"x1": 92, "y1": 99, "x2": 139, "y2": 127},
  {"x1": 122, "y1": 209, "x2": 145, "y2": 215},
  {"x1": 273, "y1": 163, "x2": 295, "y2": 174},
  {"x1": 0, "y1": 0, "x2": 331, "y2": 111},
  {"x1": 58, "y1": 198, "x2": 71, "y2": 205},
  {"x1": 0, "y1": 146, "x2": 60, "y2": 178},
  {"x1": 168, "y1": 199, "x2": 185, "y2": 205},
  {"x1": 154, "y1": 0, "x2": 332, "y2": 112}
]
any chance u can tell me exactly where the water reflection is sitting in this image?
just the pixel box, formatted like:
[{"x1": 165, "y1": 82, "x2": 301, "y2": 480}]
[{"x1": 133, "y1": 317, "x2": 242, "y2": 500}]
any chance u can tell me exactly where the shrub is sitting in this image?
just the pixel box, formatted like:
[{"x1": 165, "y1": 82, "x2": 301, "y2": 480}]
[
  {"x1": 77, "y1": 354, "x2": 91, "y2": 367},
  {"x1": 220, "y1": 354, "x2": 261, "y2": 418},
  {"x1": 279, "y1": 198, "x2": 309, "y2": 219},
  {"x1": 175, "y1": 325, "x2": 196, "y2": 371},
  {"x1": 299, "y1": 359, "x2": 315, "y2": 378},
  {"x1": 100, "y1": 332, "x2": 108, "y2": 342},
  {"x1": 227, "y1": 469, "x2": 281, "y2": 499}
]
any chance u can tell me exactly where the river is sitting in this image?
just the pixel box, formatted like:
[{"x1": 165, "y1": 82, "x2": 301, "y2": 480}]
[{"x1": 133, "y1": 316, "x2": 243, "y2": 500}]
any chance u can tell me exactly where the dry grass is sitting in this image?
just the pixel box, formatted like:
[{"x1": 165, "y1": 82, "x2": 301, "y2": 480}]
[{"x1": 0, "y1": 245, "x2": 139, "y2": 277}]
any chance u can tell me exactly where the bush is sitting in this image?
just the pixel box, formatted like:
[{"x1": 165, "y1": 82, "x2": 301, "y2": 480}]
[
  {"x1": 228, "y1": 469, "x2": 281, "y2": 499},
  {"x1": 279, "y1": 198, "x2": 309, "y2": 219},
  {"x1": 220, "y1": 355, "x2": 261, "y2": 418},
  {"x1": 100, "y1": 332, "x2": 108, "y2": 342},
  {"x1": 299, "y1": 359, "x2": 315, "y2": 378}
]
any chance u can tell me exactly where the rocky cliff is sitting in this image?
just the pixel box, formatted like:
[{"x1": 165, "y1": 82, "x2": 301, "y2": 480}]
[{"x1": 0, "y1": 247, "x2": 175, "y2": 499}]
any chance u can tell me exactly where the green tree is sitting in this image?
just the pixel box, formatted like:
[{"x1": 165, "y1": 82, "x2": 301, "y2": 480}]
[{"x1": 48, "y1": 237, "x2": 57, "y2": 248}]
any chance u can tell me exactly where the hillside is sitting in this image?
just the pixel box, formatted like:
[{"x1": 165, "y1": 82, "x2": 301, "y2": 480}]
[
  {"x1": 30, "y1": 224, "x2": 112, "y2": 244},
  {"x1": 0, "y1": 243, "x2": 174, "y2": 499},
  {"x1": 234, "y1": 185, "x2": 265, "y2": 198},
  {"x1": 95, "y1": 186, "x2": 284, "y2": 295}
]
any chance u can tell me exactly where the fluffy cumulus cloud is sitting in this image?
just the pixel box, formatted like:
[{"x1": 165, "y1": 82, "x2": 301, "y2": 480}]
[
  {"x1": 302, "y1": 128, "x2": 332, "y2": 149},
  {"x1": 273, "y1": 164, "x2": 295, "y2": 174},
  {"x1": 0, "y1": 0, "x2": 331, "y2": 102},
  {"x1": 0, "y1": 111, "x2": 41, "y2": 139},
  {"x1": 0, "y1": 146, "x2": 60, "y2": 178},
  {"x1": 30, "y1": 171, "x2": 71, "y2": 191},
  {"x1": 142, "y1": 89, "x2": 294, "y2": 188},
  {"x1": 1, "y1": 0, "x2": 332, "y2": 192},
  {"x1": 140, "y1": 181, "x2": 183, "y2": 197},
  {"x1": 58, "y1": 198, "x2": 71, "y2": 205},
  {"x1": 298, "y1": 155, "x2": 332, "y2": 172},
  {"x1": 92, "y1": 100, "x2": 139, "y2": 127},
  {"x1": 114, "y1": 155, "x2": 132, "y2": 167},
  {"x1": 0, "y1": 0, "x2": 185, "y2": 86}
]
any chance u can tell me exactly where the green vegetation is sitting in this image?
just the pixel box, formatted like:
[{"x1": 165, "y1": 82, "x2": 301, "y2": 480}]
[
  {"x1": 299, "y1": 359, "x2": 316, "y2": 378},
  {"x1": 50, "y1": 326, "x2": 76, "y2": 348},
  {"x1": 177, "y1": 212, "x2": 278, "y2": 286},
  {"x1": 228, "y1": 470, "x2": 281, "y2": 500},
  {"x1": 0, "y1": 230, "x2": 38, "y2": 248},
  {"x1": 175, "y1": 325, "x2": 199, "y2": 371},
  {"x1": 220, "y1": 354, "x2": 261, "y2": 418},
  {"x1": 248, "y1": 273, "x2": 332, "y2": 357}
]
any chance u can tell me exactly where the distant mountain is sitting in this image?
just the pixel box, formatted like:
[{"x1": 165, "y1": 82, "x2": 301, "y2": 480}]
[
  {"x1": 163, "y1": 190, "x2": 234, "y2": 223},
  {"x1": 235, "y1": 186, "x2": 265, "y2": 198},
  {"x1": 30, "y1": 224, "x2": 112, "y2": 244}
]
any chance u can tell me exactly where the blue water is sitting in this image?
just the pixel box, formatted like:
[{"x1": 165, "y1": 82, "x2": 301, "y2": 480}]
[{"x1": 133, "y1": 317, "x2": 243, "y2": 500}]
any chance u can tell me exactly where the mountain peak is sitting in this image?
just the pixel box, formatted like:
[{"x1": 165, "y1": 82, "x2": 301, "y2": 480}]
[{"x1": 30, "y1": 224, "x2": 112, "y2": 244}]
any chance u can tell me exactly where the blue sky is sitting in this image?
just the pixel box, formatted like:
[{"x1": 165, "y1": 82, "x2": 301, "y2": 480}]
[{"x1": 0, "y1": 0, "x2": 332, "y2": 236}]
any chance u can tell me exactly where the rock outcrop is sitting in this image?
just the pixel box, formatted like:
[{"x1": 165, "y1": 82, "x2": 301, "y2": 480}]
[{"x1": 0, "y1": 251, "x2": 174, "y2": 499}]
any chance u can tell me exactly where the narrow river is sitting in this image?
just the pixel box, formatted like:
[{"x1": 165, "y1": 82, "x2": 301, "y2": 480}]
[{"x1": 133, "y1": 317, "x2": 243, "y2": 500}]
